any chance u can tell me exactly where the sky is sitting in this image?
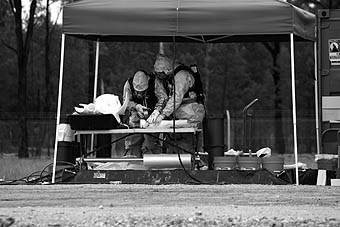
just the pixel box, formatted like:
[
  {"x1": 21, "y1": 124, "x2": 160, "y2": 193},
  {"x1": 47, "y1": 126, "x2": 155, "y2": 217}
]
[{"x1": 22, "y1": 0, "x2": 62, "y2": 24}]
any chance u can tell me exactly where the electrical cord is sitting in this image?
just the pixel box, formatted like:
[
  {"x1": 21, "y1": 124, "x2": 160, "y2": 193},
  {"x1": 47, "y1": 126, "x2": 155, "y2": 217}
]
[
  {"x1": 85, "y1": 134, "x2": 130, "y2": 157},
  {"x1": 39, "y1": 161, "x2": 78, "y2": 184},
  {"x1": 0, "y1": 176, "x2": 28, "y2": 185},
  {"x1": 169, "y1": 39, "x2": 201, "y2": 183},
  {"x1": 169, "y1": 40, "x2": 223, "y2": 185},
  {"x1": 0, "y1": 161, "x2": 78, "y2": 185},
  {"x1": 26, "y1": 170, "x2": 49, "y2": 184}
]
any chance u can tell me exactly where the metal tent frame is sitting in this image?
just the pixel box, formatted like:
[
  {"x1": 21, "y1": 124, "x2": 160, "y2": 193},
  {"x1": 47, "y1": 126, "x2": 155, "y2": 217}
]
[{"x1": 52, "y1": 0, "x2": 318, "y2": 185}]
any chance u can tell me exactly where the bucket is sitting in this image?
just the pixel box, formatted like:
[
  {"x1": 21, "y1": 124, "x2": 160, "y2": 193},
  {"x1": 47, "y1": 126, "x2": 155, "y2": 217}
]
[
  {"x1": 57, "y1": 123, "x2": 74, "y2": 142},
  {"x1": 57, "y1": 141, "x2": 80, "y2": 164},
  {"x1": 238, "y1": 156, "x2": 261, "y2": 170},
  {"x1": 203, "y1": 114, "x2": 225, "y2": 169},
  {"x1": 213, "y1": 156, "x2": 237, "y2": 170},
  {"x1": 317, "y1": 159, "x2": 338, "y2": 171},
  {"x1": 261, "y1": 157, "x2": 284, "y2": 172}
]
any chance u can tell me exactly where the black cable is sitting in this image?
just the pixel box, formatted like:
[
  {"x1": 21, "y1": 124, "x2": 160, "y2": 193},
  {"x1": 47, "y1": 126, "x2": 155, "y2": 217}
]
[
  {"x1": 170, "y1": 10, "x2": 204, "y2": 183},
  {"x1": 0, "y1": 176, "x2": 27, "y2": 185},
  {"x1": 26, "y1": 170, "x2": 49, "y2": 183},
  {"x1": 0, "y1": 160, "x2": 76, "y2": 185},
  {"x1": 170, "y1": 36, "x2": 220, "y2": 184},
  {"x1": 172, "y1": 37, "x2": 177, "y2": 147},
  {"x1": 39, "y1": 161, "x2": 78, "y2": 184},
  {"x1": 85, "y1": 134, "x2": 130, "y2": 157},
  {"x1": 167, "y1": 39, "x2": 226, "y2": 184},
  {"x1": 169, "y1": 37, "x2": 200, "y2": 183},
  {"x1": 0, "y1": 168, "x2": 50, "y2": 185}
]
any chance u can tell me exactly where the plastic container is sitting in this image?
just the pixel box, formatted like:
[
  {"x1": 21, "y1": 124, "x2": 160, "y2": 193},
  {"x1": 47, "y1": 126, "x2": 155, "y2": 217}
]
[
  {"x1": 203, "y1": 114, "x2": 225, "y2": 169},
  {"x1": 68, "y1": 114, "x2": 119, "y2": 130},
  {"x1": 261, "y1": 156, "x2": 284, "y2": 172},
  {"x1": 213, "y1": 156, "x2": 237, "y2": 170},
  {"x1": 57, "y1": 141, "x2": 80, "y2": 164},
  {"x1": 57, "y1": 123, "x2": 74, "y2": 142},
  {"x1": 238, "y1": 156, "x2": 261, "y2": 170},
  {"x1": 317, "y1": 159, "x2": 338, "y2": 171}
]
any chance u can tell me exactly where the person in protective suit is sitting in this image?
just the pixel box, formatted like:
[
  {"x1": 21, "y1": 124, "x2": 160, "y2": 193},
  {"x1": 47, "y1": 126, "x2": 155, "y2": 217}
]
[
  {"x1": 123, "y1": 70, "x2": 160, "y2": 157},
  {"x1": 147, "y1": 54, "x2": 205, "y2": 126},
  {"x1": 146, "y1": 54, "x2": 205, "y2": 154}
]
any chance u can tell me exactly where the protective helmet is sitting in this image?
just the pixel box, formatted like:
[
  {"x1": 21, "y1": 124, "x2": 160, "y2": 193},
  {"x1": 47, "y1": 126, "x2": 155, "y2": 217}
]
[
  {"x1": 154, "y1": 54, "x2": 172, "y2": 77},
  {"x1": 133, "y1": 71, "x2": 149, "y2": 91}
]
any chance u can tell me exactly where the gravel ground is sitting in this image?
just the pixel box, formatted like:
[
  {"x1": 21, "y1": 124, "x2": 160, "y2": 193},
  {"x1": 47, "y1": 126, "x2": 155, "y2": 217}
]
[{"x1": 0, "y1": 184, "x2": 340, "y2": 226}]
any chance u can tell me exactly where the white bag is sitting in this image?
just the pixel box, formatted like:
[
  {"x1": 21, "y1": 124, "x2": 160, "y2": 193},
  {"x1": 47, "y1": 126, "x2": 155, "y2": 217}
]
[{"x1": 94, "y1": 94, "x2": 122, "y2": 123}]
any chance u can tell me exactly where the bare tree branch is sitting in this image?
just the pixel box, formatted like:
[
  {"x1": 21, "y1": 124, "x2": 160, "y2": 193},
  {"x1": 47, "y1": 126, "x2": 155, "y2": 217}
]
[
  {"x1": 310, "y1": 0, "x2": 328, "y2": 9},
  {"x1": 7, "y1": 0, "x2": 15, "y2": 15},
  {"x1": 1, "y1": 38, "x2": 17, "y2": 54},
  {"x1": 24, "y1": 0, "x2": 37, "y2": 61},
  {"x1": 262, "y1": 42, "x2": 274, "y2": 55},
  {"x1": 49, "y1": 7, "x2": 62, "y2": 43}
]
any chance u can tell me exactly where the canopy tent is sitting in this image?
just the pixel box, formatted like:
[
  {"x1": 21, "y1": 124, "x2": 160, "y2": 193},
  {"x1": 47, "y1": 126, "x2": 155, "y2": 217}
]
[
  {"x1": 62, "y1": 0, "x2": 315, "y2": 42},
  {"x1": 53, "y1": 0, "x2": 318, "y2": 184}
]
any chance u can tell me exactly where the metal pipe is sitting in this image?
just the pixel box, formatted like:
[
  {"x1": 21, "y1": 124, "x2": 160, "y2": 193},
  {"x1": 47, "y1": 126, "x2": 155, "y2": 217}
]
[
  {"x1": 84, "y1": 154, "x2": 193, "y2": 169},
  {"x1": 242, "y1": 98, "x2": 258, "y2": 154},
  {"x1": 243, "y1": 98, "x2": 259, "y2": 113},
  {"x1": 317, "y1": 13, "x2": 322, "y2": 155},
  {"x1": 314, "y1": 41, "x2": 320, "y2": 155},
  {"x1": 143, "y1": 154, "x2": 192, "y2": 169},
  {"x1": 249, "y1": 114, "x2": 253, "y2": 156},
  {"x1": 226, "y1": 110, "x2": 231, "y2": 150}
]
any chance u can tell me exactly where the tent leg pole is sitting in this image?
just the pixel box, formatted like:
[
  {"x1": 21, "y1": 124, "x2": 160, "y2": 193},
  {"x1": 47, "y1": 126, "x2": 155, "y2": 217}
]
[
  {"x1": 94, "y1": 39, "x2": 100, "y2": 100},
  {"x1": 52, "y1": 34, "x2": 66, "y2": 183},
  {"x1": 290, "y1": 33, "x2": 299, "y2": 185},
  {"x1": 226, "y1": 110, "x2": 231, "y2": 151},
  {"x1": 314, "y1": 42, "x2": 320, "y2": 155},
  {"x1": 90, "y1": 40, "x2": 100, "y2": 153}
]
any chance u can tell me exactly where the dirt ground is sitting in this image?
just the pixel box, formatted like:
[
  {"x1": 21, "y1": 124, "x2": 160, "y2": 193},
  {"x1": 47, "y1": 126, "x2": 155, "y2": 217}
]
[{"x1": 0, "y1": 184, "x2": 339, "y2": 226}]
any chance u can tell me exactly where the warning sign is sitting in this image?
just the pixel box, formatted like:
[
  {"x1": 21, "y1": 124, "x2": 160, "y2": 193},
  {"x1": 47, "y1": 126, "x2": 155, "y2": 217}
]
[{"x1": 329, "y1": 39, "x2": 340, "y2": 65}]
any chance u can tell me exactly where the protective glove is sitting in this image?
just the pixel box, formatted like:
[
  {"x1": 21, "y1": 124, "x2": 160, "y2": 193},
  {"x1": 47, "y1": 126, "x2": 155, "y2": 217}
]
[
  {"x1": 154, "y1": 114, "x2": 165, "y2": 125},
  {"x1": 135, "y1": 104, "x2": 148, "y2": 118},
  {"x1": 147, "y1": 109, "x2": 160, "y2": 123}
]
